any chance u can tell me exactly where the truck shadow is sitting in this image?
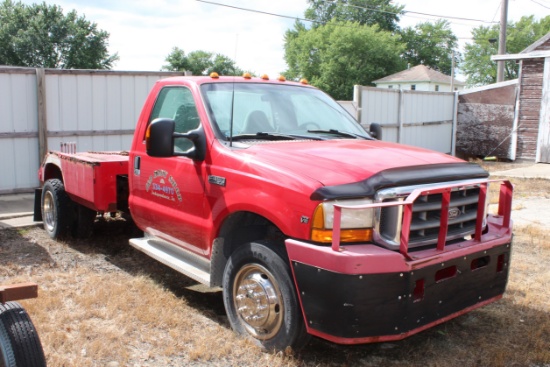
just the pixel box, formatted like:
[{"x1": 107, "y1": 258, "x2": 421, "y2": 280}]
[
  {"x1": 71, "y1": 218, "x2": 229, "y2": 328},
  {"x1": 0, "y1": 227, "x2": 53, "y2": 268},
  {"x1": 53, "y1": 221, "x2": 549, "y2": 365}
]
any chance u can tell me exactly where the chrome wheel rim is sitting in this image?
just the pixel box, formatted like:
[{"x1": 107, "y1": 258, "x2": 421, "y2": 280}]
[
  {"x1": 43, "y1": 191, "x2": 56, "y2": 232},
  {"x1": 233, "y1": 264, "x2": 283, "y2": 340}
]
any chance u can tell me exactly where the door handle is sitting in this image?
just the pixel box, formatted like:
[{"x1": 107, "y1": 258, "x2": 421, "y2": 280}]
[{"x1": 134, "y1": 156, "x2": 141, "y2": 176}]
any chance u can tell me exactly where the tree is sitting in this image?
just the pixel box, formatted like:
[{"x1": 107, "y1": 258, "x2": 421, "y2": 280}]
[
  {"x1": 463, "y1": 15, "x2": 550, "y2": 86},
  {"x1": 0, "y1": 0, "x2": 118, "y2": 69},
  {"x1": 186, "y1": 50, "x2": 214, "y2": 75},
  {"x1": 400, "y1": 20, "x2": 460, "y2": 75},
  {"x1": 284, "y1": 20, "x2": 406, "y2": 100},
  {"x1": 162, "y1": 48, "x2": 243, "y2": 76},
  {"x1": 304, "y1": 0, "x2": 404, "y2": 32}
]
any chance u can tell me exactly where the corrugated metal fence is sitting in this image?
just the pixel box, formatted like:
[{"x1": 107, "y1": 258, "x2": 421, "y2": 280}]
[
  {"x1": 0, "y1": 68, "x2": 38, "y2": 193},
  {"x1": 352, "y1": 85, "x2": 457, "y2": 154},
  {"x1": 2, "y1": 71, "x2": 460, "y2": 193},
  {"x1": 0, "y1": 67, "x2": 184, "y2": 194}
]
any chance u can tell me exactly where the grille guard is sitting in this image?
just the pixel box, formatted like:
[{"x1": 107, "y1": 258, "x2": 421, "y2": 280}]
[{"x1": 331, "y1": 179, "x2": 513, "y2": 259}]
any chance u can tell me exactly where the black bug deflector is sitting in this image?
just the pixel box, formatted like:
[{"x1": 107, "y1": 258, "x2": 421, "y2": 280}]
[
  {"x1": 290, "y1": 242, "x2": 511, "y2": 342},
  {"x1": 311, "y1": 163, "x2": 489, "y2": 201}
]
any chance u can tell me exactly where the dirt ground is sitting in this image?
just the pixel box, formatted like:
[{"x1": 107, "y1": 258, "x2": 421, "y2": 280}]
[{"x1": 1, "y1": 174, "x2": 550, "y2": 366}]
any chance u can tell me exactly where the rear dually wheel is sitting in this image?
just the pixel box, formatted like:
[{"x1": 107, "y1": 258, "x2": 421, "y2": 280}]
[{"x1": 41, "y1": 178, "x2": 74, "y2": 239}]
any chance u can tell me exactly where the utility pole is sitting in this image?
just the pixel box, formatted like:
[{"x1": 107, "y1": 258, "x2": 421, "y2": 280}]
[
  {"x1": 496, "y1": 0, "x2": 508, "y2": 82},
  {"x1": 450, "y1": 50, "x2": 455, "y2": 91}
]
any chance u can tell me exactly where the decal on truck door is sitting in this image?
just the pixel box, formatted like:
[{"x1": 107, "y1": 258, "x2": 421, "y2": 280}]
[{"x1": 145, "y1": 169, "x2": 183, "y2": 202}]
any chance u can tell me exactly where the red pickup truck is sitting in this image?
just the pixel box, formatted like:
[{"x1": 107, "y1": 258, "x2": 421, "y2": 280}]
[{"x1": 34, "y1": 74, "x2": 513, "y2": 351}]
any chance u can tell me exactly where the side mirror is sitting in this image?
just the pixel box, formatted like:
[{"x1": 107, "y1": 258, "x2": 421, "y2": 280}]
[
  {"x1": 369, "y1": 123, "x2": 382, "y2": 140},
  {"x1": 146, "y1": 118, "x2": 206, "y2": 160},
  {"x1": 146, "y1": 118, "x2": 175, "y2": 157}
]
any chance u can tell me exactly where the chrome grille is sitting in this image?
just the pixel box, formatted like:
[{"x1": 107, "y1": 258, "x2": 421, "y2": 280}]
[{"x1": 375, "y1": 180, "x2": 486, "y2": 251}]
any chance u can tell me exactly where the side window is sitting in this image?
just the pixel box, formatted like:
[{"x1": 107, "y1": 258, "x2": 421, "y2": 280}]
[{"x1": 150, "y1": 87, "x2": 200, "y2": 152}]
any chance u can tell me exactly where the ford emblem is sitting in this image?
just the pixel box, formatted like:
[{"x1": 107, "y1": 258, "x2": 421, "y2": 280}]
[{"x1": 448, "y1": 207, "x2": 461, "y2": 219}]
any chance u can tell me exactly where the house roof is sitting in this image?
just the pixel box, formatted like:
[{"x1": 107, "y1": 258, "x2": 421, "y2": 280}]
[{"x1": 373, "y1": 64, "x2": 465, "y2": 85}]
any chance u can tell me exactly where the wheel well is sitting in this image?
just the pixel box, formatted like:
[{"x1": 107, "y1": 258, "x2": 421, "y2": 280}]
[
  {"x1": 43, "y1": 163, "x2": 63, "y2": 183},
  {"x1": 210, "y1": 212, "x2": 286, "y2": 287}
]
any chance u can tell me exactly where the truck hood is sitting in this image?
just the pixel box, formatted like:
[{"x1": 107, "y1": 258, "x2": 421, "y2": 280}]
[{"x1": 244, "y1": 139, "x2": 464, "y2": 186}]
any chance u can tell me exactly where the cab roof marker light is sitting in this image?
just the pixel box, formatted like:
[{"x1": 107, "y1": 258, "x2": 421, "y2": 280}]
[
  {"x1": 210, "y1": 72, "x2": 219, "y2": 79},
  {"x1": 278, "y1": 75, "x2": 286, "y2": 82},
  {"x1": 261, "y1": 74, "x2": 269, "y2": 80},
  {"x1": 300, "y1": 78, "x2": 309, "y2": 85},
  {"x1": 243, "y1": 72, "x2": 252, "y2": 79}
]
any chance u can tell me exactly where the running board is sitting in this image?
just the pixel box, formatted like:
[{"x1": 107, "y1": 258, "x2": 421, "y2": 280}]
[{"x1": 129, "y1": 237, "x2": 212, "y2": 287}]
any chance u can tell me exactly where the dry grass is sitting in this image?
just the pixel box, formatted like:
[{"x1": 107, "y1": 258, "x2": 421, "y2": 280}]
[
  {"x1": 478, "y1": 159, "x2": 550, "y2": 199},
  {"x1": 1, "y1": 170, "x2": 550, "y2": 366}
]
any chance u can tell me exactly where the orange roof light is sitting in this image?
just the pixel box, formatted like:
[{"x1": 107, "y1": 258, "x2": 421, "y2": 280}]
[
  {"x1": 277, "y1": 75, "x2": 286, "y2": 82},
  {"x1": 210, "y1": 72, "x2": 219, "y2": 79},
  {"x1": 300, "y1": 78, "x2": 309, "y2": 85},
  {"x1": 260, "y1": 74, "x2": 269, "y2": 80},
  {"x1": 242, "y1": 72, "x2": 252, "y2": 79}
]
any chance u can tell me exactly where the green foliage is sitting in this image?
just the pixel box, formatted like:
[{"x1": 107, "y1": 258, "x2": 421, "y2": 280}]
[
  {"x1": 162, "y1": 48, "x2": 243, "y2": 76},
  {"x1": 0, "y1": 0, "x2": 118, "y2": 69},
  {"x1": 463, "y1": 15, "x2": 550, "y2": 86},
  {"x1": 400, "y1": 20, "x2": 460, "y2": 75},
  {"x1": 304, "y1": 0, "x2": 404, "y2": 32},
  {"x1": 284, "y1": 20, "x2": 406, "y2": 100}
]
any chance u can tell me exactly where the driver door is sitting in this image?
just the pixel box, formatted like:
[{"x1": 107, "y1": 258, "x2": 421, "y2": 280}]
[{"x1": 131, "y1": 86, "x2": 209, "y2": 255}]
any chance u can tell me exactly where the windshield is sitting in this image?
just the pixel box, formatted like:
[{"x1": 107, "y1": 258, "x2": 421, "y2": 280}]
[{"x1": 200, "y1": 83, "x2": 370, "y2": 140}]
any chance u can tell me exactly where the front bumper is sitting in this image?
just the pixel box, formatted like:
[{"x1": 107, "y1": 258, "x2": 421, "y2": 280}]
[{"x1": 285, "y1": 218, "x2": 512, "y2": 344}]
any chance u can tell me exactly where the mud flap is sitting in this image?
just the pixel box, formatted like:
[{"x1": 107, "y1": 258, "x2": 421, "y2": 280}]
[{"x1": 33, "y1": 188, "x2": 42, "y2": 222}]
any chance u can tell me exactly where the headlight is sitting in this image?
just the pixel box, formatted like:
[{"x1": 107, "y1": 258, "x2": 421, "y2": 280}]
[{"x1": 311, "y1": 199, "x2": 374, "y2": 243}]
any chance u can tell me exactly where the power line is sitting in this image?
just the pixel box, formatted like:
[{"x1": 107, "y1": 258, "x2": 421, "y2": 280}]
[
  {"x1": 404, "y1": 10, "x2": 497, "y2": 24},
  {"x1": 530, "y1": 0, "x2": 550, "y2": 9},
  {"x1": 491, "y1": 1, "x2": 501, "y2": 23},
  {"x1": 196, "y1": 0, "x2": 499, "y2": 28},
  {"x1": 194, "y1": 0, "x2": 368, "y2": 31},
  {"x1": 334, "y1": 0, "x2": 498, "y2": 23},
  {"x1": 195, "y1": 0, "x2": 318, "y2": 24}
]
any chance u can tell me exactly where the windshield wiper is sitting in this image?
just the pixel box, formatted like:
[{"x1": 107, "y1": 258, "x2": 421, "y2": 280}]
[
  {"x1": 307, "y1": 129, "x2": 370, "y2": 140},
  {"x1": 230, "y1": 132, "x2": 322, "y2": 141}
]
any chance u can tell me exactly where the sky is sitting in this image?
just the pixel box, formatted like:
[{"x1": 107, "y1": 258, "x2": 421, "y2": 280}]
[{"x1": 19, "y1": 0, "x2": 550, "y2": 77}]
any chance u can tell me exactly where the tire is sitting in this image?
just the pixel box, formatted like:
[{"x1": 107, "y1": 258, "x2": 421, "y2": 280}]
[
  {"x1": 222, "y1": 241, "x2": 309, "y2": 351},
  {"x1": 0, "y1": 320, "x2": 16, "y2": 367},
  {"x1": 0, "y1": 302, "x2": 46, "y2": 367},
  {"x1": 41, "y1": 178, "x2": 74, "y2": 239}
]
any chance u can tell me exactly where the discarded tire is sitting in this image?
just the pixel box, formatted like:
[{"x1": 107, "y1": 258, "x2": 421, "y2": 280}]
[{"x1": 0, "y1": 302, "x2": 46, "y2": 367}]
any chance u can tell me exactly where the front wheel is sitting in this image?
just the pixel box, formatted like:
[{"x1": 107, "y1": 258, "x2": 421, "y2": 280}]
[{"x1": 222, "y1": 241, "x2": 309, "y2": 351}]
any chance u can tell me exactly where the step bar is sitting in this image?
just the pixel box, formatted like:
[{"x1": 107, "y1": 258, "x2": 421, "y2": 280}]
[{"x1": 129, "y1": 237, "x2": 213, "y2": 287}]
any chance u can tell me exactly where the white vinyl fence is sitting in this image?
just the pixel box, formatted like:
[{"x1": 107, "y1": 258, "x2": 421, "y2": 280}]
[
  {"x1": 0, "y1": 67, "x2": 184, "y2": 194},
  {"x1": 352, "y1": 85, "x2": 458, "y2": 154}
]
